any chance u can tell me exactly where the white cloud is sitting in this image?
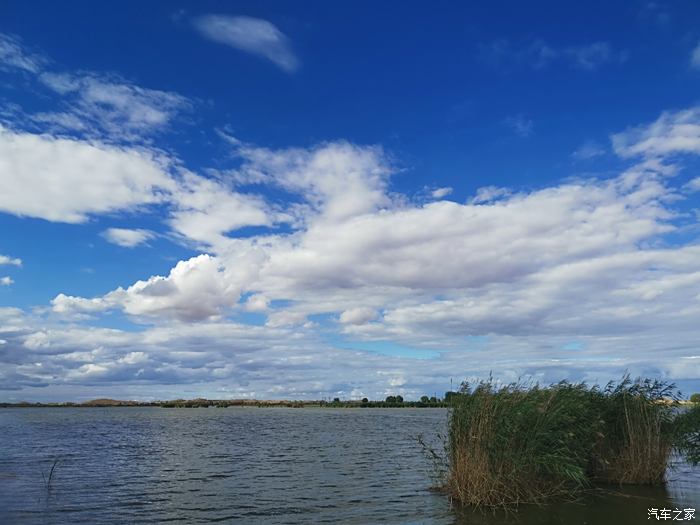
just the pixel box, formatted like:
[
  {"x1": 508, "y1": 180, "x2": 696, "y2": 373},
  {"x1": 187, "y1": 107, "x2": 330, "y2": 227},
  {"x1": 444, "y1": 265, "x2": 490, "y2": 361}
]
[
  {"x1": 234, "y1": 140, "x2": 392, "y2": 222},
  {"x1": 572, "y1": 140, "x2": 605, "y2": 160},
  {"x1": 431, "y1": 187, "x2": 453, "y2": 199},
  {"x1": 0, "y1": 34, "x2": 190, "y2": 142},
  {"x1": 53, "y1": 254, "x2": 238, "y2": 322},
  {"x1": 340, "y1": 307, "x2": 379, "y2": 325},
  {"x1": 472, "y1": 185, "x2": 511, "y2": 203},
  {"x1": 505, "y1": 114, "x2": 533, "y2": 137},
  {"x1": 0, "y1": 255, "x2": 22, "y2": 266},
  {"x1": 6, "y1": 100, "x2": 700, "y2": 399},
  {"x1": 565, "y1": 42, "x2": 618, "y2": 71},
  {"x1": 0, "y1": 126, "x2": 175, "y2": 223},
  {"x1": 0, "y1": 126, "x2": 273, "y2": 247},
  {"x1": 0, "y1": 276, "x2": 13, "y2": 286},
  {"x1": 57, "y1": 152, "x2": 676, "y2": 333},
  {"x1": 244, "y1": 294, "x2": 269, "y2": 312},
  {"x1": 4, "y1": 310, "x2": 700, "y2": 400},
  {"x1": 612, "y1": 107, "x2": 700, "y2": 158},
  {"x1": 193, "y1": 15, "x2": 298, "y2": 72},
  {"x1": 0, "y1": 33, "x2": 45, "y2": 73},
  {"x1": 101, "y1": 228, "x2": 156, "y2": 248},
  {"x1": 36, "y1": 73, "x2": 191, "y2": 140},
  {"x1": 480, "y1": 38, "x2": 624, "y2": 71},
  {"x1": 479, "y1": 38, "x2": 556, "y2": 70},
  {"x1": 691, "y1": 41, "x2": 700, "y2": 70},
  {"x1": 51, "y1": 294, "x2": 109, "y2": 315},
  {"x1": 265, "y1": 309, "x2": 308, "y2": 327},
  {"x1": 168, "y1": 171, "x2": 271, "y2": 247}
]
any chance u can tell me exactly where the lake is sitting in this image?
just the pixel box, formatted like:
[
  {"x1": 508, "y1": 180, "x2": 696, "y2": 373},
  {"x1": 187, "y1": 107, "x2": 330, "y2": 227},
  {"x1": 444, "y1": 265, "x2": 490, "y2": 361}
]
[{"x1": 0, "y1": 407, "x2": 698, "y2": 524}]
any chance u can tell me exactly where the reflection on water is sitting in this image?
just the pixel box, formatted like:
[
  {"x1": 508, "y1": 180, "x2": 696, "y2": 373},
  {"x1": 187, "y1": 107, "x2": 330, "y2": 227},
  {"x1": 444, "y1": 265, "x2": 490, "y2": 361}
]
[{"x1": 0, "y1": 407, "x2": 697, "y2": 524}]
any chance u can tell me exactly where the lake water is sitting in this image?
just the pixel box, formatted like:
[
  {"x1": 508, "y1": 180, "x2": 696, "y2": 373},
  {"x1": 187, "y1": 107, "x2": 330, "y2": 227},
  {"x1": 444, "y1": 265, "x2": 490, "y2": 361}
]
[{"x1": 0, "y1": 407, "x2": 698, "y2": 524}]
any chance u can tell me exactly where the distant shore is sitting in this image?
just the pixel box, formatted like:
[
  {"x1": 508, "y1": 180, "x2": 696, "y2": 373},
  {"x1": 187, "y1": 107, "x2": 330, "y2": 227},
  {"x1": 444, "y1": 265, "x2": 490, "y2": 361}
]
[
  {"x1": 0, "y1": 397, "x2": 450, "y2": 408},
  {"x1": 1, "y1": 396, "x2": 695, "y2": 409}
]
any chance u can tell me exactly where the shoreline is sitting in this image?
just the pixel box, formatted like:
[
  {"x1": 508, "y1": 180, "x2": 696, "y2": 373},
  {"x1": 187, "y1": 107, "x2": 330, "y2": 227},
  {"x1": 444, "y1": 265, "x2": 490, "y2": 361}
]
[{"x1": 0, "y1": 398, "x2": 451, "y2": 409}]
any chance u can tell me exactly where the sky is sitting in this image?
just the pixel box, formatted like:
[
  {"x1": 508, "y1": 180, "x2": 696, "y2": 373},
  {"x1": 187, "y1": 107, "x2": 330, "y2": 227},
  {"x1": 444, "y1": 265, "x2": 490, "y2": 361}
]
[{"x1": 2, "y1": 1, "x2": 700, "y2": 401}]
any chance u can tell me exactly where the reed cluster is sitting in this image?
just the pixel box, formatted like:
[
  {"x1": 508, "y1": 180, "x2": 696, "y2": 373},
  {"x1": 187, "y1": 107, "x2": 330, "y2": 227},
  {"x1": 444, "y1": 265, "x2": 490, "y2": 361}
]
[{"x1": 443, "y1": 377, "x2": 700, "y2": 507}]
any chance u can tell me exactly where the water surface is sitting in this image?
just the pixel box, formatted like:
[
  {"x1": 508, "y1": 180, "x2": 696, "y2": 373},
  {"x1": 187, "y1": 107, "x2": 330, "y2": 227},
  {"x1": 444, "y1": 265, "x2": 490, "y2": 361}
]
[{"x1": 0, "y1": 407, "x2": 697, "y2": 524}]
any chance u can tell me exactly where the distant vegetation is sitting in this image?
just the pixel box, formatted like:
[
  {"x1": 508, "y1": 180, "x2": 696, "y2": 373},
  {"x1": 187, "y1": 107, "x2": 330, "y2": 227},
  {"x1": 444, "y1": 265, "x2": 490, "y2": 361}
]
[
  {"x1": 433, "y1": 376, "x2": 700, "y2": 508},
  {"x1": 691, "y1": 393, "x2": 700, "y2": 403},
  {"x1": 0, "y1": 395, "x2": 449, "y2": 408}
]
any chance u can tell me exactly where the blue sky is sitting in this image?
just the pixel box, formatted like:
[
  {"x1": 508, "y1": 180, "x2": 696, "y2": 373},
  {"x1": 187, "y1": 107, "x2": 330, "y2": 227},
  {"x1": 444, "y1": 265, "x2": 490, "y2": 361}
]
[{"x1": 2, "y1": 1, "x2": 700, "y2": 401}]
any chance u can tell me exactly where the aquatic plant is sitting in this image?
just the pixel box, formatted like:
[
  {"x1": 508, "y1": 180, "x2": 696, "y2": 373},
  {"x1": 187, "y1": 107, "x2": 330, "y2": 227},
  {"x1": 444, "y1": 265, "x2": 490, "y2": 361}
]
[
  {"x1": 445, "y1": 380, "x2": 598, "y2": 506},
  {"x1": 442, "y1": 376, "x2": 700, "y2": 508},
  {"x1": 588, "y1": 377, "x2": 676, "y2": 484},
  {"x1": 41, "y1": 457, "x2": 59, "y2": 493}
]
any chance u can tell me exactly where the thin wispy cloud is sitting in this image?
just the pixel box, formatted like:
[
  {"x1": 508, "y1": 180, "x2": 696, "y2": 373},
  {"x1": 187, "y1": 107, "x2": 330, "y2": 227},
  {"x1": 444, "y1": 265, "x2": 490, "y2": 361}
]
[
  {"x1": 691, "y1": 41, "x2": 700, "y2": 70},
  {"x1": 505, "y1": 114, "x2": 534, "y2": 137},
  {"x1": 36, "y1": 72, "x2": 191, "y2": 140},
  {"x1": 193, "y1": 15, "x2": 298, "y2": 72},
  {"x1": 0, "y1": 33, "x2": 191, "y2": 143},
  {"x1": 572, "y1": 140, "x2": 605, "y2": 161},
  {"x1": 612, "y1": 106, "x2": 700, "y2": 158},
  {"x1": 480, "y1": 38, "x2": 626, "y2": 71},
  {"x1": 0, "y1": 33, "x2": 45, "y2": 73}
]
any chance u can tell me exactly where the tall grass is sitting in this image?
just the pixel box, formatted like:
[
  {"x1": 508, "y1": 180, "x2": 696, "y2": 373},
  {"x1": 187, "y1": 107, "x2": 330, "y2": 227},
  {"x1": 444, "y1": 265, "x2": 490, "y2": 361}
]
[
  {"x1": 589, "y1": 378, "x2": 676, "y2": 484},
  {"x1": 443, "y1": 376, "x2": 700, "y2": 508}
]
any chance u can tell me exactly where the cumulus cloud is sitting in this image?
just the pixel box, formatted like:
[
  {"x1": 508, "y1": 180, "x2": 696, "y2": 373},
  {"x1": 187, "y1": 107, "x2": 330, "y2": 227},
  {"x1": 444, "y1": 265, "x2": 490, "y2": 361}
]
[
  {"x1": 53, "y1": 254, "x2": 238, "y2": 322},
  {"x1": 0, "y1": 276, "x2": 14, "y2": 286},
  {"x1": 233, "y1": 140, "x2": 392, "y2": 222},
  {"x1": 0, "y1": 124, "x2": 279, "y2": 249},
  {"x1": 51, "y1": 294, "x2": 109, "y2": 315},
  {"x1": 168, "y1": 171, "x2": 272, "y2": 246},
  {"x1": 244, "y1": 294, "x2": 269, "y2": 312},
  {"x1": 340, "y1": 307, "x2": 379, "y2": 325},
  {"x1": 55, "y1": 144, "x2": 679, "y2": 338},
  {"x1": 0, "y1": 255, "x2": 22, "y2": 266},
  {"x1": 2, "y1": 308, "x2": 700, "y2": 400},
  {"x1": 0, "y1": 126, "x2": 175, "y2": 223},
  {"x1": 101, "y1": 228, "x2": 156, "y2": 248},
  {"x1": 4, "y1": 53, "x2": 700, "y2": 400},
  {"x1": 193, "y1": 15, "x2": 298, "y2": 72}
]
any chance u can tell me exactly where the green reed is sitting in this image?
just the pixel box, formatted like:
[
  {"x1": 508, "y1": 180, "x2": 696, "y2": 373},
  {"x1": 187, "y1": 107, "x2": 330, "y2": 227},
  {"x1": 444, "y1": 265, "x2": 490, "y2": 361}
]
[{"x1": 442, "y1": 376, "x2": 700, "y2": 508}]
